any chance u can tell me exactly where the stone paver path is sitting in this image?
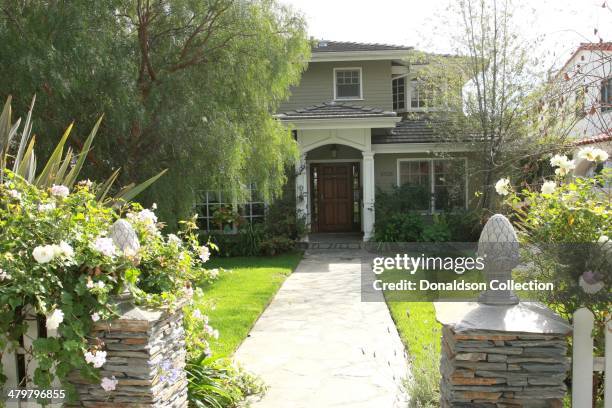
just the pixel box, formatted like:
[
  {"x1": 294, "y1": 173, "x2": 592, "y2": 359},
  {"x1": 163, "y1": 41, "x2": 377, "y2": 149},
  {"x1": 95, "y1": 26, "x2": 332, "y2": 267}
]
[{"x1": 234, "y1": 249, "x2": 409, "y2": 408}]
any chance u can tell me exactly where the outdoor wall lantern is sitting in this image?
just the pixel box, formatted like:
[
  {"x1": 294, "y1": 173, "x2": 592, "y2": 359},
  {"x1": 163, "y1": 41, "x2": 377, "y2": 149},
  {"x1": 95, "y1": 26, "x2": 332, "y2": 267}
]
[{"x1": 331, "y1": 144, "x2": 338, "y2": 159}]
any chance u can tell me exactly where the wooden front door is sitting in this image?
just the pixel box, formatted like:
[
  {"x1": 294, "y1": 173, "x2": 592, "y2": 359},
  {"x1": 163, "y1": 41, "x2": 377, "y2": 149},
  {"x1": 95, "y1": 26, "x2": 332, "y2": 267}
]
[{"x1": 316, "y1": 164, "x2": 354, "y2": 232}]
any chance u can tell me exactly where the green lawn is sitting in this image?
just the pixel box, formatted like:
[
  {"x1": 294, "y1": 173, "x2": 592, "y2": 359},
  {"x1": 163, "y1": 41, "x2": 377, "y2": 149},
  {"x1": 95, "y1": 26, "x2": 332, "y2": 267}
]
[{"x1": 195, "y1": 252, "x2": 303, "y2": 358}]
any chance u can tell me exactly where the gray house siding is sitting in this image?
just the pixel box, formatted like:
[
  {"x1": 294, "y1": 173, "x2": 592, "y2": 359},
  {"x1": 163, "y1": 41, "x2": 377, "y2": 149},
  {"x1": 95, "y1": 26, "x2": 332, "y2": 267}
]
[{"x1": 279, "y1": 60, "x2": 393, "y2": 112}]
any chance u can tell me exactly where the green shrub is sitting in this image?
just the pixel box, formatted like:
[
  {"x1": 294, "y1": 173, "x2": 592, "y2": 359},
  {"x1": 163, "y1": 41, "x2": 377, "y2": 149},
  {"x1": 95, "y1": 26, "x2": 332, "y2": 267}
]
[
  {"x1": 374, "y1": 212, "x2": 424, "y2": 242},
  {"x1": 375, "y1": 184, "x2": 430, "y2": 216},
  {"x1": 259, "y1": 236, "x2": 296, "y2": 256},
  {"x1": 187, "y1": 354, "x2": 266, "y2": 408},
  {"x1": 421, "y1": 221, "x2": 452, "y2": 242},
  {"x1": 440, "y1": 209, "x2": 484, "y2": 241}
]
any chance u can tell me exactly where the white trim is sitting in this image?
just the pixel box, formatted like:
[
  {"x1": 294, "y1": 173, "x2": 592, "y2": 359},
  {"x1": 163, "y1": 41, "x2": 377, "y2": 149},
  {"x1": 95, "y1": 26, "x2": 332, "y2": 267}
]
[
  {"x1": 307, "y1": 159, "x2": 363, "y2": 163},
  {"x1": 396, "y1": 157, "x2": 469, "y2": 213},
  {"x1": 281, "y1": 116, "x2": 400, "y2": 130},
  {"x1": 311, "y1": 49, "x2": 413, "y2": 62},
  {"x1": 333, "y1": 67, "x2": 363, "y2": 101}
]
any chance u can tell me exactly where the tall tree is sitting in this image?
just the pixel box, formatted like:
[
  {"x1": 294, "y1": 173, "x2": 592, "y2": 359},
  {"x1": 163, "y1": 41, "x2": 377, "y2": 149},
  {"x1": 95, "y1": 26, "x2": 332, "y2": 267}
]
[
  {"x1": 413, "y1": 0, "x2": 556, "y2": 210},
  {"x1": 0, "y1": 0, "x2": 310, "y2": 227}
]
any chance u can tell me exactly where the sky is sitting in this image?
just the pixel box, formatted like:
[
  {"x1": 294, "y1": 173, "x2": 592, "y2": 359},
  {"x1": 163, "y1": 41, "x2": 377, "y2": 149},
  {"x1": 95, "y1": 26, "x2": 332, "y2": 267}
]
[{"x1": 279, "y1": 0, "x2": 612, "y2": 69}]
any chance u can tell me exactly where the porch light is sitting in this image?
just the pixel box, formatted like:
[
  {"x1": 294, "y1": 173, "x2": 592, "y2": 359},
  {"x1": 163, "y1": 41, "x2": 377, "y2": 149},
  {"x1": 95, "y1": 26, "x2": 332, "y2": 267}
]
[{"x1": 331, "y1": 144, "x2": 337, "y2": 158}]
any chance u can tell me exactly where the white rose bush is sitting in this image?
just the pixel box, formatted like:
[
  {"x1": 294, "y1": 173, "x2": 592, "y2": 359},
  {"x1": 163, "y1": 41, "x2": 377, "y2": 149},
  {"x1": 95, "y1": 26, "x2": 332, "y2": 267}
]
[
  {"x1": 495, "y1": 147, "x2": 610, "y2": 358},
  {"x1": 0, "y1": 171, "x2": 220, "y2": 401}
]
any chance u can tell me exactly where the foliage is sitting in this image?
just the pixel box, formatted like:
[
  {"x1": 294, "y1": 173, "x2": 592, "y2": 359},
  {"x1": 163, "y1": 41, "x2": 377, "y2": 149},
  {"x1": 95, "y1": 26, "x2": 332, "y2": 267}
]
[
  {"x1": 211, "y1": 206, "x2": 243, "y2": 232},
  {"x1": 259, "y1": 236, "x2": 296, "y2": 256},
  {"x1": 375, "y1": 184, "x2": 430, "y2": 217},
  {"x1": 187, "y1": 354, "x2": 266, "y2": 408},
  {"x1": 500, "y1": 152, "x2": 610, "y2": 402},
  {"x1": 0, "y1": 0, "x2": 310, "y2": 229},
  {"x1": 411, "y1": 0, "x2": 563, "y2": 210},
  {"x1": 384, "y1": 299, "x2": 441, "y2": 408},
  {"x1": 420, "y1": 221, "x2": 451, "y2": 243},
  {"x1": 374, "y1": 212, "x2": 425, "y2": 242},
  {"x1": 0, "y1": 96, "x2": 166, "y2": 204},
  {"x1": 440, "y1": 209, "x2": 484, "y2": 242},
  {"x1": 0, "y1": 171, "x2": 217, "y2": 401}
]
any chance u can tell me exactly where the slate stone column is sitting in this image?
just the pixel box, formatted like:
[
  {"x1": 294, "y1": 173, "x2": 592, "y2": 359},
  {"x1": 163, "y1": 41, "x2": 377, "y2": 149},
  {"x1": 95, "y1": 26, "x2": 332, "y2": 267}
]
[
  {"x1": 68, "y1": 299, "x2": 188, "y2": 407},
  {"x1": 435, "y1": 302, "x2": 572, "y2": 407}
]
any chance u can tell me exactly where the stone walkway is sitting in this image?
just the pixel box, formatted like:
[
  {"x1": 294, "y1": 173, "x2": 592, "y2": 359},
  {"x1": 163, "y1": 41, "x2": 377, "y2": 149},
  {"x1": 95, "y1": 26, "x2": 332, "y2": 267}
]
[{"x1": 234, "y1": 249, "x2": 409, "y2": 408}]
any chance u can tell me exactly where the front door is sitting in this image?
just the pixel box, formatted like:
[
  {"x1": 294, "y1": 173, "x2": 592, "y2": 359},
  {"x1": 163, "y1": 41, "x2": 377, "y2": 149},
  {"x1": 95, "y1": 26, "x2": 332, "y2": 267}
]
[{"x1": 316, "y1": 164, "x2": 354, "y2": 232}]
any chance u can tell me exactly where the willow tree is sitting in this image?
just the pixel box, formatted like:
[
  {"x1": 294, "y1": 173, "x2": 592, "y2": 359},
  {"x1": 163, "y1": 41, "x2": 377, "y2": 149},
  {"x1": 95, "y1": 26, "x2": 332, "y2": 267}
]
[{"x1": 0, "y1": 0, "x2": 310, "y2": 227}]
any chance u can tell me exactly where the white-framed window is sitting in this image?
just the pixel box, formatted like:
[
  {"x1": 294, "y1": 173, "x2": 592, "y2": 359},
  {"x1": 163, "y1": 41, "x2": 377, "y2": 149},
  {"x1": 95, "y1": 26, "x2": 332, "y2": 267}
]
[
  {"x1": 397, "y1": 158, "x2": 468, "y2": 213},
  {"x1": 392, "y1": 76, "x2": 406, "y2": 111},
  {"x1": 334, "y1": 67, "x2": 362, "y2": 100},
  {"x1": 410, "y1": 80, "x2": 432, "y2": 108},
  {"x1": 195, "y1": 185, "x2": 265, "y2": 232}
]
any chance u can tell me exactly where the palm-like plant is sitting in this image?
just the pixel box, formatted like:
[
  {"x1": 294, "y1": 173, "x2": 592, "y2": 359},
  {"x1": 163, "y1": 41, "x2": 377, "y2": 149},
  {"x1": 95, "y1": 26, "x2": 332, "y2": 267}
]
[{"x1": 0, "y1": 95, "x2": 165, "y2": 203}]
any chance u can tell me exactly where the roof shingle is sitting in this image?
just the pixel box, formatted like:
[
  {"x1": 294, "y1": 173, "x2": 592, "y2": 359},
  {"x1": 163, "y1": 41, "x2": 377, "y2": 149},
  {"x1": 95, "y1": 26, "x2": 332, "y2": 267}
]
[
  {"x1": 312, "y1": 40, "x2": 413, "y2": 53},
  {"x1": 276, "y1": 101, "x2": 397, "y2": 120}
]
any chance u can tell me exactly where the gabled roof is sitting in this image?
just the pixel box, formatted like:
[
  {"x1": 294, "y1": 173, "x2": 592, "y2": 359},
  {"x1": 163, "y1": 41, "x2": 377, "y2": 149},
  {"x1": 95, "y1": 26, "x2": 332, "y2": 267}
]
[
  {"x1": 556, "y1": 42, "x2": 612, "y2": 77},
  {"x1": 372, "y1": 114, "x2": 478, "y2": 144},
  {"x1": 276, "y1": 101, "x2": 397, "y2": 120},
  {"x1": 312, "y1": 40, "x2": 413, "y2": 53},
  {"x1": 372, "y1": 115, "x2": 443, "y2": 144}
]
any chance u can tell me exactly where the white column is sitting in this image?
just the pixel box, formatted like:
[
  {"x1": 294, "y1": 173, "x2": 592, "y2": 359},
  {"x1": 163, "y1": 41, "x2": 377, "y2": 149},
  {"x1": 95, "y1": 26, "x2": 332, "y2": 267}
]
[
  {"x1": 295, "y1": 152, "x2": 309, "y2": 239},
  {"x1": 362, "y1": 152, "x2": 375, "y2": 241}
]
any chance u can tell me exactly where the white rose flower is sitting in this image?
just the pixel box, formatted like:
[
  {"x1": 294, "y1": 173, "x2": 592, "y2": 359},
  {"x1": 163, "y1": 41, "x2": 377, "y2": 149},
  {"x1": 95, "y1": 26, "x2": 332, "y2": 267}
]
[
  {"x1": 33, "y1": 245, "x2": 55, "y2": 264},
  {"x1": 199, "y1": 246, "x2": 210, "y2": 262},
  {"x1": 91, "y1": 312, "x2": 101, "y2": 322},
  {"x1": 53, "y1": 241, "x2": 74, "y2": 259},
  {"x1": 8, "y1": 189, "x2": 21, "y2": 200},
  {"x1": 92, "y1": 237, "x2": 117, "y2": 257},
  {"x1": 38, "y1": 202, "x2": 56, "y2": 212},
  {"x1": 577, "y1": 147, "x2": 609, "y2": 162},
  {"x1": 540, "y1": 181, "x2": 557, "y2": 194},
  {"x1": 46, "y1": 309, "x2": 64, "y2": 330},
  {"x1": 495, "y1": 178, "x2": 511, "y2": 196},
  {"x1": 550, "y1": 154, "x2": 569, "y2": 167},
  {"x1": 0, "y1": 269, "x2": 11, "y2": 281},
  {"x1": 167, "y1": 234, "x2": 182, "y2": 246},
  {"x1": 100, "y1": 376, "x2": 118, "y2": 392},
  {"x1": 50, "y1": 184, "x2": 70, "y2": 198},
  {"x1": 550, "y1": 154, "x2": 576, "y2": 176}
]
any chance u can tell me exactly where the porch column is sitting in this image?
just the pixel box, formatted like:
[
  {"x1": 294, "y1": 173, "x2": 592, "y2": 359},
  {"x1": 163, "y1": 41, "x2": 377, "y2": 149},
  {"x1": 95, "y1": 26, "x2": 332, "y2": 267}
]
[
  {"x1": 362, "y1": 152, "x2": 375, "y2": 241},
  {"x1": 295, "y1": 153, "x2": 309, "y2": 239}
]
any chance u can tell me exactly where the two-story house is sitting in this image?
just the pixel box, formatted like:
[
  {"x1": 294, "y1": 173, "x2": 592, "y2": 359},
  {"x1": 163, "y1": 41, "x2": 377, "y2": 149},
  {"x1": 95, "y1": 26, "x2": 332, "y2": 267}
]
[
  {"x1": 277, "y1": 41, "x2": 475, "y2": 240},
  {"x1": 556, "y1": 42, "x2": 612, "y2": 177}
]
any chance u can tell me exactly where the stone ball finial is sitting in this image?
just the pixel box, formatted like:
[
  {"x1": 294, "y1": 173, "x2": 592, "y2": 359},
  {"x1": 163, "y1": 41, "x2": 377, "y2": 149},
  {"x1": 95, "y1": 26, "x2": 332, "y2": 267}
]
[
  {"x1": 110, "y1": 219, "x2": 141, "y2": 257},
  {"x1": 477, "y1": 214, "x2": 520, "y2": 305}
]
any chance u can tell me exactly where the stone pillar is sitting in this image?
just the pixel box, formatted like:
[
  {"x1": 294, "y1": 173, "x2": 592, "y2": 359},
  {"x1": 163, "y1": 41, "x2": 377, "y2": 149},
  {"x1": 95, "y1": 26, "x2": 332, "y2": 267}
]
[
  {"x1": 435, "y1": 302, "x2": 572, "y2": 407},
  {"x1": 68, "y1": 300, "x2": 188, "y2": 407},
  {"x1": 362, "y1": 152, "x2": 375, "y2": 241},
  {"x1": 295, "y1": 152, "x2": 309, "y2": 238}
]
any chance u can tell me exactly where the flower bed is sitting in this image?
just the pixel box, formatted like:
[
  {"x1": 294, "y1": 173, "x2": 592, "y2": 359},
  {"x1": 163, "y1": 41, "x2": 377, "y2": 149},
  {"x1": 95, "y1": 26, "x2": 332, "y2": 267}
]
[{"x1": 0, "y1": 171, "x2": 218, "y2": 402}]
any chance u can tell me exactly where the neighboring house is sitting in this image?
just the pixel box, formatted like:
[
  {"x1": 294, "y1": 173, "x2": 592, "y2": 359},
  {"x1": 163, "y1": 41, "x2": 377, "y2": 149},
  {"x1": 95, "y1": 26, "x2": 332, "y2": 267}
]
[
  {"x1": 555, "y1": 42, "x2": 612, "y2": 178},
  {"x1": 276, "y1": 41, "x2": 476, "y2": 240}
]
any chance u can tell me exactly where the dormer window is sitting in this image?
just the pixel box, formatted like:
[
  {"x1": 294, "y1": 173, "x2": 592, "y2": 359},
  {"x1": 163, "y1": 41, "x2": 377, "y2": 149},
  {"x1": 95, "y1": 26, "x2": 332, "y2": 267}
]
[
  {"x1": 334, "y1": 68, "x2": 362, "y2": 100},
  {"x1": 410, "y1": 80, "x2": 432, "y2": 108}
]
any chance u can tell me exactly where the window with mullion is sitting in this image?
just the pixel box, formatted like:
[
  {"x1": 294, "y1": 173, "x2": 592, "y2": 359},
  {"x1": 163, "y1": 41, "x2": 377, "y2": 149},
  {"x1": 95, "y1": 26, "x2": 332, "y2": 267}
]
[
  {"x1": 393, "y1": 77, "x2": 406, "y2": 111},
  {"x1": 398, "y1": 159, "x2": 466, "y2": 213},
  {"x1": 335, "y1": 68, "x2": 361, "y2": 99}
]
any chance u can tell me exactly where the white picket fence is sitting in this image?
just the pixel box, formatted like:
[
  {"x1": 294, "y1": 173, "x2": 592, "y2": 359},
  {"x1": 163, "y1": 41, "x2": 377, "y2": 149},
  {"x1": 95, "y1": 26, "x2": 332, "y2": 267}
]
[
  {"x1": 1, "y1": 313, "x2": 60, "y2": 408},
  {"x1": 572, "y1": 307, "x2": 612, "y2": 408}
]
